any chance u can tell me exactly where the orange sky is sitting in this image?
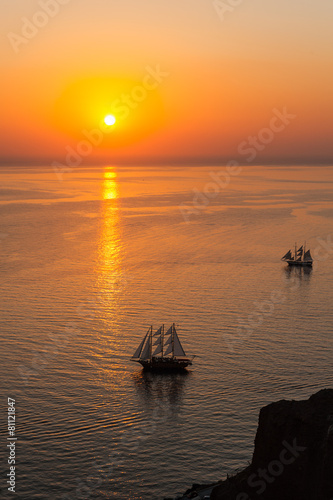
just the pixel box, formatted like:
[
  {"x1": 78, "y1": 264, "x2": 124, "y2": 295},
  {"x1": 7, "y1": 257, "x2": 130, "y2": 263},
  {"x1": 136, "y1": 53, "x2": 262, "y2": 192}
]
[{"x1": 1, "y1": 0, "x2": 333, "y2": 164}]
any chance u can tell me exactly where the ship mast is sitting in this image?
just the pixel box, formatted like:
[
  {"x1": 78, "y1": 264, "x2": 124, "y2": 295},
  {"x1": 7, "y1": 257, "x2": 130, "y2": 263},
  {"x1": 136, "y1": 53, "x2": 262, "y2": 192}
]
[
  {"x1": 171, "y1": 323, "x2": 175, "y2": 358},
  {"x1": 149, "y1": 325, "x2": 153, "y2": 361},
  {"x1": 161, "y1": 324, "x2": 164, "y2": 358}
]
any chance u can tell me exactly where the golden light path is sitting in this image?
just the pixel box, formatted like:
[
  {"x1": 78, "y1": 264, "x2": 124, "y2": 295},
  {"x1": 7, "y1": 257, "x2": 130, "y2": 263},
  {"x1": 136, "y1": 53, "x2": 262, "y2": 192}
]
[
  {"x1": 99, "y1": 167, "x2": 122, "y2": 291},
  {"x1": 97, "y1": 168, "x2": 123, "y2": 336},
  {"x1": 93, "y1": 167, "x2": 130, "y2": 392}
]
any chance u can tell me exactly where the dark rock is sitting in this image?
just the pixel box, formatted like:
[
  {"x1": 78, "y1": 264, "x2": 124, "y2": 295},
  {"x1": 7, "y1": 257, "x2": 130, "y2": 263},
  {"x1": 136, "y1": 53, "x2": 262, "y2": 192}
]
[{"x1": 211, "y1": 389, "x2": 333, "y2": 500}]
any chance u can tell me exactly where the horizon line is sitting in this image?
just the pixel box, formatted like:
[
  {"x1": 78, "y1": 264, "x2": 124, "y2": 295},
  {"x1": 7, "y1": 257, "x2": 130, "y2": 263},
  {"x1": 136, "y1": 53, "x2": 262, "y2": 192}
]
[{"x1": 1, "y1": 157, "x2": 333, "y2": 167}]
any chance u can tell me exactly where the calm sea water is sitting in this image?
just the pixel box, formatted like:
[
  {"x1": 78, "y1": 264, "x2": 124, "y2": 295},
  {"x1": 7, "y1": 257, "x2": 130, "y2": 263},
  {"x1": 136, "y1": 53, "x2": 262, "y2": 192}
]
[{"x1": 1, "y1": 165, "x2": 333, "y2": 499}]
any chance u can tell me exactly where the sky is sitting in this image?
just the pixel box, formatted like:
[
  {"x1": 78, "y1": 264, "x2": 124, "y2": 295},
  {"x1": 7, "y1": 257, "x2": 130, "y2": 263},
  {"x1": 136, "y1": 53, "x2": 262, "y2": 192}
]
[{"x1": 1, "y1": 0, "x2": 333, "y2": 165}]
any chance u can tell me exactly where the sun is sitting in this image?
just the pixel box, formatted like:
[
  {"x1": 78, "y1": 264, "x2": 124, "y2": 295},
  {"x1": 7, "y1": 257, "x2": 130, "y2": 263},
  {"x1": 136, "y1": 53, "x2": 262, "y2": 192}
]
[{"x1": 104, "y1": 114, "x2": 116, "y2": 126}]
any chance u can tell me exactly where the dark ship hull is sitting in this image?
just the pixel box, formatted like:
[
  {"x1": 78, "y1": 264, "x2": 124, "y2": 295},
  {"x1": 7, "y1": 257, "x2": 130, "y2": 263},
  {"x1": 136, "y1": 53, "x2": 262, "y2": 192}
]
[
  {"x1": 286, "y1": 259, "x2": 313, "y2": 267},
  {"x1": 138, "y1": 356, "x2": 192, "y2": 372}
]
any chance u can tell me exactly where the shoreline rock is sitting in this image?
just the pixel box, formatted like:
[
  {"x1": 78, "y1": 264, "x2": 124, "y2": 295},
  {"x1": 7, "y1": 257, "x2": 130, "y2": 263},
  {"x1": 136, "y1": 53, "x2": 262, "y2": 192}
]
[{"x1": 211, "y1": 389, "x2": 333, "y2": 500}]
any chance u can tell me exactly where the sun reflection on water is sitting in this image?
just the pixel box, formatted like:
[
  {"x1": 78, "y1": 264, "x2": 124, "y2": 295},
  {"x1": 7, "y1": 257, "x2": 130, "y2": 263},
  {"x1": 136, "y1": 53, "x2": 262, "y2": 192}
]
[
  {"x1": 96, "y1": 168, "x2": 125, "y2": 333},
  {"x1": 102, "y1": 174, "x2": 118, "y2": 200}
]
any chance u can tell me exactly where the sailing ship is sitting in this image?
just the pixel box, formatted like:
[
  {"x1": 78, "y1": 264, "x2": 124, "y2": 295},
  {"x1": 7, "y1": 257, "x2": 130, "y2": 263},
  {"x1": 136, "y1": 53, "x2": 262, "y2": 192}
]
[
  {"x1": 281, "y1": 243, "x2": 313, "y2": 267},
  {"x1": 131, "y1": 323, "x2": 195, "y2": 371}
]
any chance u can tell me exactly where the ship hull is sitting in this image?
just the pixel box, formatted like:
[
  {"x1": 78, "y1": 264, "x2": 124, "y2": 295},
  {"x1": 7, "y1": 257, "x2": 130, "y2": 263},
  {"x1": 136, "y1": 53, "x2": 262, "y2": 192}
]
[
  {"x1": 286, "y1": 260, "x2": 313, "y2": 267},
  {"x1": 138, "y1": 357, "x2": 192, "y2": 372}
]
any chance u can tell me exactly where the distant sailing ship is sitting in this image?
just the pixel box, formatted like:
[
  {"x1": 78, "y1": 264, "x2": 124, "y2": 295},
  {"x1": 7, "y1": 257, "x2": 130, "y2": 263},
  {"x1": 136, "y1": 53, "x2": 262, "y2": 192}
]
[
  {"x1": 281, "y1": 243, "x2": 313, "y2": 267},
  {"x1": 131, "y1": 323, "x2": 195, "y2": 371}
]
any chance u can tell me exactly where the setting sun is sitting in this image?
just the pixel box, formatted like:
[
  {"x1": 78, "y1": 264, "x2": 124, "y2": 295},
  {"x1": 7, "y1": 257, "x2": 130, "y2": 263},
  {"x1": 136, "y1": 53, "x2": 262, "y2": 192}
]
[{"x1": 104, "y1": 114, "x2": 116, "y2": 126}]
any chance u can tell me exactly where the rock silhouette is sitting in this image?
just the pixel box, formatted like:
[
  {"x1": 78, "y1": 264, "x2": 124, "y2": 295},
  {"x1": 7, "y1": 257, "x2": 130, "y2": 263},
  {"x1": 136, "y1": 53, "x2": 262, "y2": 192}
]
[{"x1": 211, "y1": 389, "x2": 333, "y2": 500}]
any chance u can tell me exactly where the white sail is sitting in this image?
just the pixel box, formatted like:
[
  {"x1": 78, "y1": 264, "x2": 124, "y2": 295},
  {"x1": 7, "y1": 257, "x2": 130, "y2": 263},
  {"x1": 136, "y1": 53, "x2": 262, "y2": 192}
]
[
  {"x1": 164, "y1": 334, "x2": 172, "y2": 346},
  {"x1": 132, "y1": 332, "x2": 148, "y2": 358},
  {"x1": 304, "y1": 249, "x2": 313, "y2": 261},
  {"x1": 153, "y1": 326, "x2": 162, "y2": 337},
  {"x1": 140, "y1": 337, "x2": 151, "y2": 360},
  {"x1": 152, "y1": 345, "x2": 162, "y2": 356},
  {"x1": 173, "y1": 329, "x2": 186, "y2": 357},
  {"x1": 153, "y1": 336, "x2": 162, "y2": 346},
  {"x1": 164, "y1": 326, "x2": 172, "y2": 336},
  {"x1": 282, "y1": 250, "x2": 292, "y2": 260},
  {"x1": 164, "y1": 343, "x2": 173, "y2": 355}
]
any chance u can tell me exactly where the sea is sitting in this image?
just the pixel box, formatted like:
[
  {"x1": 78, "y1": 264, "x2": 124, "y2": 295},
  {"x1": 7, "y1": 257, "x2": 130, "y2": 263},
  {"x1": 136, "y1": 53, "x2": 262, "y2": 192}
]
[{"x1": 1, "y1": 165, "x2": 333, "y2": 499}]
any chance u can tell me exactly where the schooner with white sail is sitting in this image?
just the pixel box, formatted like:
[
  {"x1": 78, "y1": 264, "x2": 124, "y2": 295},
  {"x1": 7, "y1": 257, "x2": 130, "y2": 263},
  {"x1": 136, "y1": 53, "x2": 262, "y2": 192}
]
[
  {"x1": 281, "y1": 243, "x2": 313, "y2": 267},
  {"x1": 131, "y1": 324, "x2": 195, "y2": 371}
]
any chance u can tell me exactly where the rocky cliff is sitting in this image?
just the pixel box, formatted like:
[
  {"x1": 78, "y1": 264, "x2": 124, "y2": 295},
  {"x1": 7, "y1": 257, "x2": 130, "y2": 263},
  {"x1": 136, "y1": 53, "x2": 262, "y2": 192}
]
[{"x1": 211, "y1": 389, "x2": 333, "y2": 500}]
